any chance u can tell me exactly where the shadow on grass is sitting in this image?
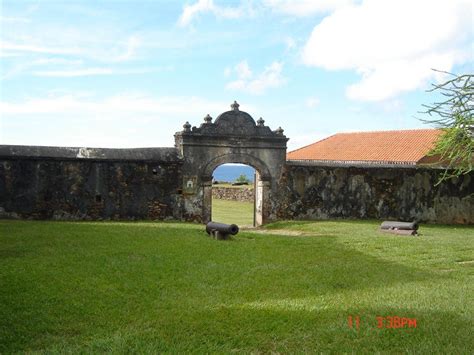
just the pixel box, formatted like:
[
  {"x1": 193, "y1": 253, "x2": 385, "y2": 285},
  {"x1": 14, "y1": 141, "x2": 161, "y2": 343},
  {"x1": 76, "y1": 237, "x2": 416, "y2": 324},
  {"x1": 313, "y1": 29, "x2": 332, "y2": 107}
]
[{"x1": 0, "y1": 221, "x2": 469, "y2": 353}]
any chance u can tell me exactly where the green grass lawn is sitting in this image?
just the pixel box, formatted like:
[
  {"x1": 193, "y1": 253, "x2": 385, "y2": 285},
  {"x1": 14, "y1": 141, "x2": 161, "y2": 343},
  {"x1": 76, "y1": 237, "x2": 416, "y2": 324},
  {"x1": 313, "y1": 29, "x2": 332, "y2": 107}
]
[
  {"x1": 212, "y1": 198, "x2": 254, "y2": 226},
  {"x1": 0, "y1": 220, "x2": 473, "y2": 353}
]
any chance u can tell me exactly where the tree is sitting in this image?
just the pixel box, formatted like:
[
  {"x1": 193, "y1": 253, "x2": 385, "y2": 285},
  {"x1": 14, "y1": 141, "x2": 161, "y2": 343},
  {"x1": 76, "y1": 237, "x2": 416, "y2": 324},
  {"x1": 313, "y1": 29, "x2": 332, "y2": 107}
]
[
  {"x1": 421, "y1": 71, "x2": 473, "y2": 183},
  {"x1": 235, "y1": 174, "x2": 250, "y2": 184}
]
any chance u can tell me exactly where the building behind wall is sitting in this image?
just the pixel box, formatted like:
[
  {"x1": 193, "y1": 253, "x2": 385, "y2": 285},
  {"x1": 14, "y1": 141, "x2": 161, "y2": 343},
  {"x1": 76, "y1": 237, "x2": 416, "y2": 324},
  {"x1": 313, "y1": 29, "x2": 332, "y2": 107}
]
[
  {"x1": 286, "y1": 129, "x2": 443, "y2": 167},
  {"x1": 284, "y1": 129, "x2": 473, "y2": 224}
]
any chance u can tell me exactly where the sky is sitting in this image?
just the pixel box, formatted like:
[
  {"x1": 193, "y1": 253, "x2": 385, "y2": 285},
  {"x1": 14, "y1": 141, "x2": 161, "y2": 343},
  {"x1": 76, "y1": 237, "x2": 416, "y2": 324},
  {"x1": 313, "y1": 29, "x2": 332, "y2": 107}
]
[{"x1": 1, "y1": 0, "x2": 473, "y2": 151}]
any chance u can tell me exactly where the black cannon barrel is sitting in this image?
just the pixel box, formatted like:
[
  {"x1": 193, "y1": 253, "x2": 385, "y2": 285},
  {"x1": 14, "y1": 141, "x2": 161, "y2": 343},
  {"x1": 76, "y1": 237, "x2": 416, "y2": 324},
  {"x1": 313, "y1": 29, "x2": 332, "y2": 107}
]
[
  {"x1": 206, "y1": 222, "x2": 239, "y2": 235},
  {"x1": 380, "y1": 221, "x2": 418, "y2": 231}
]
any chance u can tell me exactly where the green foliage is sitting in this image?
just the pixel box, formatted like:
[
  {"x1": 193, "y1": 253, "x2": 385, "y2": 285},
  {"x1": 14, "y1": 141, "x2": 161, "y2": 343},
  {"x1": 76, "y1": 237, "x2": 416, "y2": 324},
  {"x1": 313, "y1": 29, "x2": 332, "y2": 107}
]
[
  {"x1": 1, "y1": 220, "x2": 473, "y2": 353},
  {"x1": 421, "y1": 71, "x2": 473, "y2": 183},
  {"x1": 235, "y1": 173, "x2": 250, "y2": 183}
]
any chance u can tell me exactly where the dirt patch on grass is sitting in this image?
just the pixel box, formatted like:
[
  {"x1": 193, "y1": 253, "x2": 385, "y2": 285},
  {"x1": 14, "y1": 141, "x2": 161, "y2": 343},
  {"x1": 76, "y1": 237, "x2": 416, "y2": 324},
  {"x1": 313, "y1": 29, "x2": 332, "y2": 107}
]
[
  {"x1": 242, "y1": 228, "x2": 334, "y2": 237},
  {"x1": 456, "y1": 260, "x2": 474, "y2": 265}
]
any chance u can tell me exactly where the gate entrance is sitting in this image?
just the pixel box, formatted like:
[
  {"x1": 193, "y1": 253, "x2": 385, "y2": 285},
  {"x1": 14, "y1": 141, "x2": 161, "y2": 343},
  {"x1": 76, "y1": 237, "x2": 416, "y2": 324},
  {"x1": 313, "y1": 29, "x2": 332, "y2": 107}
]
[
  {"x1": 174, "y1": 101, "x2": 288, "y2": 225},
  {"x1": 211, "y1": 164, "x2": 255, "y2": 227}
]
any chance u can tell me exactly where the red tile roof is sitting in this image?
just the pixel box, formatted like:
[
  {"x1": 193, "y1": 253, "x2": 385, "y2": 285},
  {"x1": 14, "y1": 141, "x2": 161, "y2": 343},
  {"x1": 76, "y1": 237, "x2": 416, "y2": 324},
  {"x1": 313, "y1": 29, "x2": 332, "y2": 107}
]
[{"x1": 287, "y1": 129, "x2": 443, "y2": 165}]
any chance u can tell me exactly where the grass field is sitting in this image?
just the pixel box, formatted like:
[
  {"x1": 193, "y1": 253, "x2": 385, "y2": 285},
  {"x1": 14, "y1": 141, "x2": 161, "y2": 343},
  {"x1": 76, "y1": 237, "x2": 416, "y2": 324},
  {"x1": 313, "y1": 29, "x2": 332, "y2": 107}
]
[
  {"x1": 212, "y1": 198, "x2": 254, "y2": 226},
  {"x1": 1, "y1": 220, "x2": 473, "y2": 353}
]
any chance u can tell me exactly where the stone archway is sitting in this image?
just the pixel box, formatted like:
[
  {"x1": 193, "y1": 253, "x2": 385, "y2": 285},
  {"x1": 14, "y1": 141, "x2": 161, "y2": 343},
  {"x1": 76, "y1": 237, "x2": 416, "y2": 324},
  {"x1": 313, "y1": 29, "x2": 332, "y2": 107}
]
[{"x1": 174, "y1": 101, "x2": 288, "y2": 225}]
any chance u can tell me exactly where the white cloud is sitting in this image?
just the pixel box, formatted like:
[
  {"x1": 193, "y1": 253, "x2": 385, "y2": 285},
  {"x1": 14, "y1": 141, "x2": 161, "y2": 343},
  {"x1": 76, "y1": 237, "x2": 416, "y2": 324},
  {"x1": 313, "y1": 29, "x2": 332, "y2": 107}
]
[
  {"x1": 32, "y1": 58, "x2": 84, "y2": 66},
  {"x1": 1, "y1": 57, "x2": 83, "y2": 80},
  {"x1": 226, "y1": 60, "x2": 285, "y2": 95},
  {"x1": 1, "y1": 32, "x2": 142, "y2": 64},
  {"x1": 306, "y1": 96, "x2": 320, "y2": 108},
  {"x1": 178, "y1": 0, "x2": 213, "y2": 26},
  {"x1": 284, "y1": 36, "x2": 296, "y2": 51},
  {"x1": 235, "y1": 60, "x2": 253, "y2": 79},
  {"x1": 287, "y1": 132, "x2": 328, "y2": 151},
  {"x1": 1, "y1": 32, "x2": 147, "y2": 79},
  {"x1": 31, "y1": 67, "x2": 155, "y2": 77},
  {"x1": 223, "y1": 66, "x2": 232, "y2": 77},
  {"x1": 179, "y1": 0, "x2": 353, "y2": 25},
  {"x1": 114, "y1": 36, "x2": 141, "y2": 62},
  {"x1": 0, "y1": 94, "x2": 227, "y2": 116},
  {"x1": 178, "y1": 0, "x2": 246, "y2": 27},
  {"x1": 0, "y1": 94, "x2": 258, "y2": 147},
  {"x1": 0, "y1": 16, "x2": 31, "y2": 23},
  {"x1": 302, "y1": 0, "x2": 473, "y2": 101},
  {"x1": 264, "y1": 0, "x2": 354, "y2": 16},
  {"x1": 0, "y1": 52, "x2": 22, "y2": 58},
  {"x1": 0, "y1": 40, "x2": 81, "y2": 55},
  {"x1": 178, "y1": 0, "x2": 214, "y2": 26},
  {"x1": 32, "y1": 68, "x2": 115, "y2": 77}
]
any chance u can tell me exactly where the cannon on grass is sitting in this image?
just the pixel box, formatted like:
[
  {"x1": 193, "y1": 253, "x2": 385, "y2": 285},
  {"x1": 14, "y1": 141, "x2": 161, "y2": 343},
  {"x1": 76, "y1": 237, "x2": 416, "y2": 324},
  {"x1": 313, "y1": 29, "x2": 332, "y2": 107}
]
[
  {"x1": 380, "y1": 221, "x2": 419, "y2": 236},
  {"x1": 206, "y1": 222, "x2": 239, "y2": 240}
]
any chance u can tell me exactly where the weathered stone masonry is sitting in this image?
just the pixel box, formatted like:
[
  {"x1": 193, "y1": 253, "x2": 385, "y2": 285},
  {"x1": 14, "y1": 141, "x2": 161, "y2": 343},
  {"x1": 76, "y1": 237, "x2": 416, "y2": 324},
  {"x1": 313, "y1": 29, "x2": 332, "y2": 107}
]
[
  {"x1": 1, "y1": 103, "x2": 473, "y2": 224},
  {"x1": 281, "y1": 162, "x2": 473, "y2": 224},
  {"x1": 0, "y1": 146, "x2": 183, "y2": 220},
  {"x1": 174, "y1": 102, "x2": 288, "y2": 225},
  {"x1": 212, "y1": 186, "x2": 254, "y2": 203}
]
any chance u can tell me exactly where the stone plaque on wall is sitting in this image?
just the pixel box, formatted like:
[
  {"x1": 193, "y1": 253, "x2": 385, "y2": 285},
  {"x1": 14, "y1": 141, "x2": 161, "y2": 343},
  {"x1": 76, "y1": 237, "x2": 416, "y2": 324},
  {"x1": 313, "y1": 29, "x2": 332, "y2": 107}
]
[{"x1": 183, "y1": 175, "x2": 197, "y2": 195}]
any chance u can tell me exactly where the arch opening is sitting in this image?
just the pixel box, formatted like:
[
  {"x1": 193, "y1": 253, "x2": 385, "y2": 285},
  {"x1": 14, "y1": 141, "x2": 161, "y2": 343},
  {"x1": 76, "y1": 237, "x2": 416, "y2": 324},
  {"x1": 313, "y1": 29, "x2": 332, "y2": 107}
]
[
  {"x1": 201, "y1": 153, "x2": 272, "y2": 182},
  {"x1": 201, "y1": 154, "x2": 268, "y2": 227},
  {"x1": 211, "y1": 163, "x2": 256, "y2": 227}
]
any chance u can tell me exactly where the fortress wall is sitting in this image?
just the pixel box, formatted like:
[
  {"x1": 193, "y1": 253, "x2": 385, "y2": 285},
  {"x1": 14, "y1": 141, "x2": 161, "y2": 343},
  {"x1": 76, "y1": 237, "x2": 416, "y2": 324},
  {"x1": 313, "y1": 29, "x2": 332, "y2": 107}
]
[
  {"x1": 1, "y1": 144, "x2": 473, "y2": 224},
  {"x1": 282, "y1": 162, "x2": 474, "y2": 224},
  {"x1": 0, "y1": 145, "x2": 184, "y2": 220}
]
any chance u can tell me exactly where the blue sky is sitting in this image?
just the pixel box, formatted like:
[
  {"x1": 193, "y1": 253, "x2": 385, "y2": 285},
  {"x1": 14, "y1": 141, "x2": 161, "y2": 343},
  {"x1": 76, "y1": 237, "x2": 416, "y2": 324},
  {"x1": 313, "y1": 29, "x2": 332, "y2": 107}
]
[{"x1": 1, "y1": 0, "x2": 472, "y2": 151}]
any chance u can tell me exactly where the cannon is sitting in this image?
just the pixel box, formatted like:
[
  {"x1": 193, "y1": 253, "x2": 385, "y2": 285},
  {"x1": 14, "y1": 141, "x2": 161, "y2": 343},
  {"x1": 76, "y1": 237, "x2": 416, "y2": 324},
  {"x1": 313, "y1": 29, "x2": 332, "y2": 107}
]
[
  {"x1": 380, "y1": 221, "x2": 418, "y2": 230},
  {"x1": 380, "y1": 221, "x2": 418, "y2": 236},
  {"x1": 206, "y1": 222, "x2": 239, "y2": 240}
]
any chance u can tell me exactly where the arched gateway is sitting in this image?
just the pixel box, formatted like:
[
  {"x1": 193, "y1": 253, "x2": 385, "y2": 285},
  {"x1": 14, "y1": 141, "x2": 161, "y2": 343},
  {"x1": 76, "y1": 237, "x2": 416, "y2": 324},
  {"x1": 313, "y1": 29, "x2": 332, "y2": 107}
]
[{"x1": 174, "y1": 101, "x2": 288, "y2": 226}]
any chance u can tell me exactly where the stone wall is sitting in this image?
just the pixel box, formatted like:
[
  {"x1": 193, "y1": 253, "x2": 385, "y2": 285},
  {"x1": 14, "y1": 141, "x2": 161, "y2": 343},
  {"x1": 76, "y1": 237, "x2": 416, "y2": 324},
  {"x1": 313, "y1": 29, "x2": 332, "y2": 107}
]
[
  {"x1": 280, "y1": 162, "x2": 474, "y2": 224},
  {"x1": 0, "y1": 145, "x2": 184, "y2": 220},
  {"x1": 212, "y1": 186, "x2": 254, "y2": 202},
  {"x1": 1, "y1": 144, "x2": 473, "y2": 224}
]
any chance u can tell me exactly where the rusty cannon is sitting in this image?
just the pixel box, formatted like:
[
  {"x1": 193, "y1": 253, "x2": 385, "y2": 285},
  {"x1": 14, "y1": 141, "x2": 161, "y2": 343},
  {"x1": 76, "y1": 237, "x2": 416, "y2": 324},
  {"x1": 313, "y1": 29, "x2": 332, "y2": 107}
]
[
  {"x1": 206, "y1": 222, "x2": 239, "y2": 240},
  {"x1": 380, "y1": 221, "x2": 419, "y2": 236}
]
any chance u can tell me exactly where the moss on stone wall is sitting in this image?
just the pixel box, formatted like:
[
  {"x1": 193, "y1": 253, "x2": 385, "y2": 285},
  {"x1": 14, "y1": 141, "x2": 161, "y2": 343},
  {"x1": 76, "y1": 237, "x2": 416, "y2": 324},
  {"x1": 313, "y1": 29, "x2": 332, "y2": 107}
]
[
  {"x1": 282, "y1": 164, "x2": 474, "y2": 224},
  {"x1": 0, "y1": 157, "x2": 183, "y2": 221}
]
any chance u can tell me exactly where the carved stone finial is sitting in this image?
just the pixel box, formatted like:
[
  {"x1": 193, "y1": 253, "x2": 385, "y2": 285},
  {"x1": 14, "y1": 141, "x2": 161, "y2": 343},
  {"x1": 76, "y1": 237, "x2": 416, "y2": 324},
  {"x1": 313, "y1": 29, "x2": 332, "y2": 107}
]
[
  {"x1": 257, "y1": 117, "x2": 265, "y2": 127},
  {"x1": 275, "y1": 127, "x2": 284, "y2": 135},
  {"x1": 231, "y1": 100, "x2": 240, "y2": 111},
  {"x1": 203, "y1": 114, "x2": 212, "y2": 123},
  {"x1": 183, "y1": 121, "x2": 191, "y2": 132}
]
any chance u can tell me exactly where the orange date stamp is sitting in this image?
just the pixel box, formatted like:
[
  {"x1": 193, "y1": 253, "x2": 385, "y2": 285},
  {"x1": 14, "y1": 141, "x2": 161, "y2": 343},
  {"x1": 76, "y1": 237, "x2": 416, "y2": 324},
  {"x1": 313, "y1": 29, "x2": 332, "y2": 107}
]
[{"x1": 348, "y1": 315, "x2": 417, "y2": 329}]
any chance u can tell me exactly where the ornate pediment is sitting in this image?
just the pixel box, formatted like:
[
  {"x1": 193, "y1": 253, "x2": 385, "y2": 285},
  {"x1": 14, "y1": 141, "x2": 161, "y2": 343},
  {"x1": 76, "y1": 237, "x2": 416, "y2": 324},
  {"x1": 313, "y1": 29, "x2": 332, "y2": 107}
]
[{"x1": 177, "y1": 101, "x2": 286, "y2": 139}]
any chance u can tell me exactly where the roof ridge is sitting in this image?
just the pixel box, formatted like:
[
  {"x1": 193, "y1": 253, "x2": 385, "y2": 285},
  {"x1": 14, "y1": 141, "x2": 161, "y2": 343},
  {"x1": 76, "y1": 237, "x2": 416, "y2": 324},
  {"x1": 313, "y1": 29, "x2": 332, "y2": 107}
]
[
  {"x1": 336, "y1": 128, "x2": 441, "y2": 135},
  {"x1": 288, "y1": 133, "x2": 338, "y2": 154}
]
